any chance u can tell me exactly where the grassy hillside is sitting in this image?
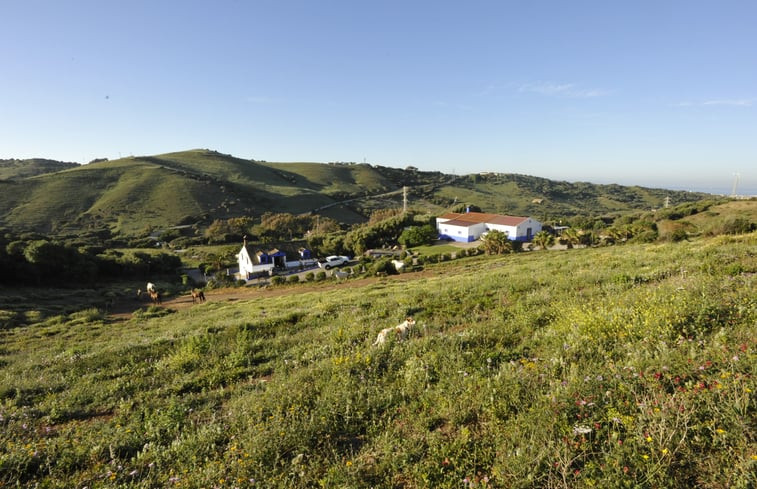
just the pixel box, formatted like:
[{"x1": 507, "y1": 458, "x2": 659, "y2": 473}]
[
  {"x1": 0, "y1": 158, "x2": 78, "y2": 180},
  {"x1": 1, "y1": 233, "x2": 755, "y2": 487},
  {"x1": 431, "y1": 173, "x2": 708, "y2": 221},
  {"x1": 0, "y1": 149, "x2": 713, "y2": 239}
]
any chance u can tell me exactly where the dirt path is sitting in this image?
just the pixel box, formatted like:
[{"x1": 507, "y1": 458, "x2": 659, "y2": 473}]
[{"x1": 109, "y1": 270, "x2": 438, "y2": 320}]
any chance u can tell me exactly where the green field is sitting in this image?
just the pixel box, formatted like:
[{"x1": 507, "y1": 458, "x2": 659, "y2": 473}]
[{"x1": 1, "y1": 233, "x2": 755, "y2": 488}]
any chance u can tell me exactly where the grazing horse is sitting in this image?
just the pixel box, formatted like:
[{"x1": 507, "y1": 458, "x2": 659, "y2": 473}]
[
  {"x1": 149, "y1": 289, "x2": 162, "y2": 305},
  {"x1": 191, "y1": 289, "x2": 206, "y2": 304}
]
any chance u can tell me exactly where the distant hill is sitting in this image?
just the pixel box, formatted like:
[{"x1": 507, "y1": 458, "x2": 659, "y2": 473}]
[
  {"x1": 0, "y1": 158, "x2": 79, "y2": 180},
  {"x1": 0, "y1": 149, "x2": 713, "y2": 239}
]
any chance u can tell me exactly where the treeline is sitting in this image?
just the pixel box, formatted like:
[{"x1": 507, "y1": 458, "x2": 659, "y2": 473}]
[
  {"x1": 201, "y1": 210, "x2": 426, "y2": 257},
  {"x1": 0, "y1": 237, "x2": 181, "y2": 286},
  {"x1": 306, "y1": 209, "x2": 424, "y2": 256},
  {"x1": 203, "y1": 213, "x2": 342, "y2": 245}
]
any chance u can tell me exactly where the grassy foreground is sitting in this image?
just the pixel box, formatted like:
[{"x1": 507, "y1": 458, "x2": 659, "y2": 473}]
[{"x1": 1, "y1": 234, "x2": 755, "y2": 488}]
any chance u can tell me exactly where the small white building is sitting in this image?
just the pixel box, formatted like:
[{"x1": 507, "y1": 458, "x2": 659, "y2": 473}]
[
  {"x1": 237, "y1": 243, "x2": 274, "y2": 280},
  {"x1": 437, "y1": 211, "x2": 541, "y2": 242},
  {"x1": 237, "y1": 242, "x2": 319, "y2": 280}
]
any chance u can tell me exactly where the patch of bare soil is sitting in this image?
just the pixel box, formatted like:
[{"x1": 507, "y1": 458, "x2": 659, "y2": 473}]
[{"x1": 108, "y1": 270, "x2": 439, "y2": 321}]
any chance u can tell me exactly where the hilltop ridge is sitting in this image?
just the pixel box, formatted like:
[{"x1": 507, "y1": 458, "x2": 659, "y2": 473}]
[{"x1": 0, "y1": 149, "x2": 712, "y2": 239}]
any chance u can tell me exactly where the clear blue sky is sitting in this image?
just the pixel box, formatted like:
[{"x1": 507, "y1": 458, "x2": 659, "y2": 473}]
[{"x1": 2, "y1": 0, "x2": 756, "y2": 194}]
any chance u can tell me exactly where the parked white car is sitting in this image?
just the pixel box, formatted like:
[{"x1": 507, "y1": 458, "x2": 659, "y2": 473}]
[{"x1": 319, "y1": 255, "x2": 350, "y2": 269}]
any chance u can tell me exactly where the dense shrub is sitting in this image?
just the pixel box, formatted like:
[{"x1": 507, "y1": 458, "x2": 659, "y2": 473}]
[
  {"x1": 628, "y1": 230, "x2": 659, "y2": 243},
  {"x1": 398, "y1": 225, "x2": 437, "y2": 247},
  {"x1": 719, "y1": 217, "x2": 755, "y2": 235},
  {"x1": 668, "y1": 228, "x2": 689, "y2": 242},
  {"x1": 368, "y1": 258, "x2": 396, "y2": 275}
]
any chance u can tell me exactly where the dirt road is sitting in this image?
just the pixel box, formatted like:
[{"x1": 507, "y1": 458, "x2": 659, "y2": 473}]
[{"x1": 109, "y1": 271, "x2": 436, "y2": 320}]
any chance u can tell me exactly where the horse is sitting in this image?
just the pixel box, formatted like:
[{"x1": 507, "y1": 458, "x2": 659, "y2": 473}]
[
  {"x1": 149, "y1": 289, "x2": 161, "y2": 305},
  {"x1": 191, "y1": 289, "x2": 206, "y2": 304}
]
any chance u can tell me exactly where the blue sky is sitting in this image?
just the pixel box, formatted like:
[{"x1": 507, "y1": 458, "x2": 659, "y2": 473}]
[{"x1": 2, "y1": 1, "x2": 755, "y2": 194}]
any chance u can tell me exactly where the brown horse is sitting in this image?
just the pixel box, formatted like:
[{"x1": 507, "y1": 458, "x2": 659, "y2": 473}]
[
  {"x1": 191, "y1": 289, "x2": 206, "y2": 304},
  {"x1": 149, "y1": 289, "x2": 162, "y2": 305}
]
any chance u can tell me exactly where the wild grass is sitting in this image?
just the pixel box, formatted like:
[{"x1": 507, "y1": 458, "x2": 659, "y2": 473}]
[{"x1": 0, "y1": 233, "x2": 755, "y2": 487}]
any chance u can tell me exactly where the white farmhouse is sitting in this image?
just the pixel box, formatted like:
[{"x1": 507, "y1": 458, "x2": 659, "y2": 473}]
[
  {"x1": 436, "y1": 211, "x2": 541, "y2": 242},
  {"x1": 237, "y1": 240, "x2": 319, "y2": 280},
  {"x1": 237, "y1": 240, "x2": 275, "y2": 280}
]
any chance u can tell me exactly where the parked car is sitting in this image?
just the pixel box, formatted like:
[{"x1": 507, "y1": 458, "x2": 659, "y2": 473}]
[{"x1": 318, "y1": 255, "x2": 350, "y2": 269}]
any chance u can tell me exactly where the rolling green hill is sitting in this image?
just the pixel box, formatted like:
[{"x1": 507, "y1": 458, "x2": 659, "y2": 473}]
[
  {"x1": 0, "y1": 149, "x2": 713, "y2": 239},
  {"x1": 0, "y1": 158, "x2": 79, "y2": 180}
]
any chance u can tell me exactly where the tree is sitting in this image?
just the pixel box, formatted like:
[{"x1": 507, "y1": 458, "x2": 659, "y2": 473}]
[
  {"x1": 480, "y1": 230, "x2": 512, "y2": 254},
  {"x1": 560, "y1": 228, "x2": 581, "y2": 249},
  {"x1": 23, "y1": 240, "x2": 60, "y2": 266},
  {"x1": 532, "y1": 231, "x2": 555, "y2": 250},
  {"x1": 205, "y1": 217, "x2": 254, "y2": 243},
  {"x1": 398, "y1": 225, "x2": 437, "y2": 248}
]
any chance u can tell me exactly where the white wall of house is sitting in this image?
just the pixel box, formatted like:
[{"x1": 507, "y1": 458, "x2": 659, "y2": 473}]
[
  {"x1": 439, "y1": 222, "x2": 487, "y2": 242},
  {"x1": 513, "y1": 218, "x2": 541, "y2": 241},
  {"x1": 486, "y1": 223, "x2": 518, "y2": 238},
  {"x1": 437, "y1": 214, "x2": 543, "y2": 242},
  {"x1": 238, "y1": 246, "x2": 254, "y2": 279},
  {"x1": 237, "y1": 246, "x2": 275, "y2": 279},
  {"x1": 487, "y1": 219, "x2": 541, "y2": 241}
]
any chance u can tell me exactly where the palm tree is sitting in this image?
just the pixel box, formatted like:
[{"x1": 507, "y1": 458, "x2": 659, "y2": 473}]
[
  {"x1": 532, "y1": 230, "x2": 555, "y2": 250},
  {"x1": 481, "y1": 230, "x2": 512, "y2": 254},
  {"x1": 561, "y1": 228, "x2": 581, "y2": 249}
]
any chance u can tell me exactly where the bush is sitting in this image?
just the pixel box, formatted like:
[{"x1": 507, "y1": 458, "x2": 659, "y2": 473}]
[
  {"x1": 630, "y1": 230, "x2": 659, "y2": 243},
  {"x1": 398, "y1": 225, "x2": 437, "y2": 247},
  {"x1": 287, "y1": 274, "x2": 300, "y2": 284},
  {"x1": 315, "y1": 271, "x2": 327, "y2": 282},
  {"x1": 719, "y1": 217, "x2": 755, "y2": 235},
  {"x1": 369, "y1": 258, "x2": 396, "y2": 275},
  {"x1": 270, "y1": 276, "x2": 286, "y2": 285},
  {"x1": 304, "y1": 272, "x2": 315, "y2": 282},
  {"x1": 669, "y1": 229, "x2": 688, "y2": 242}
]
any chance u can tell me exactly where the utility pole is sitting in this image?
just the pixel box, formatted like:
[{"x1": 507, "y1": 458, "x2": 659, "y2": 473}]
[
  {"x1": 731, "y1": 172, "x2": 741, "y2": 197},
  {"x1": 403, "y1": 186, "x2": 408, "y2": 213}
]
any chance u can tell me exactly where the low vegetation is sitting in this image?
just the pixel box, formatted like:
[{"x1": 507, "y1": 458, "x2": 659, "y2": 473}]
[{"x1": 1, "y1": 230, "x2": 755, "y2": 487}]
